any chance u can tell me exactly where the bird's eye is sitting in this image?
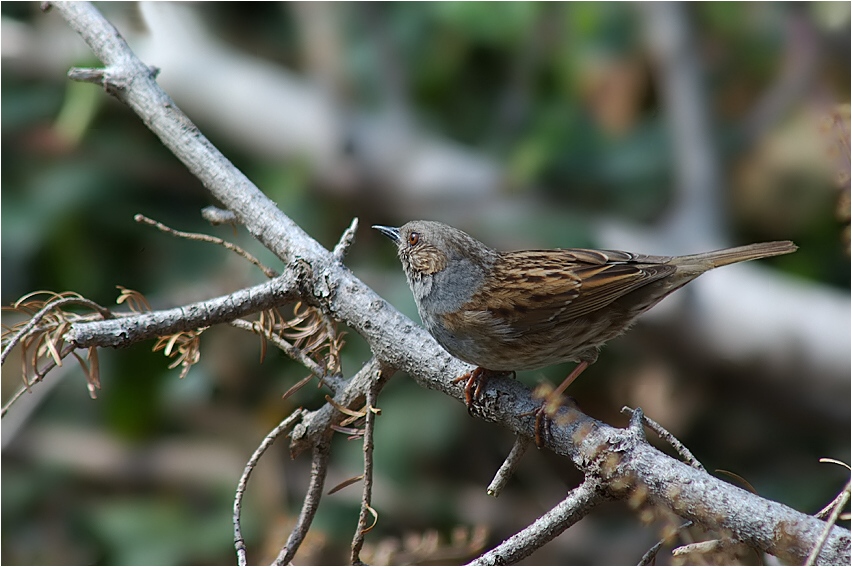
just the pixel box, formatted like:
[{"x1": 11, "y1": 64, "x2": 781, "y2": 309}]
[{"x1": 408, "y1": 232, "x2": 420, "y2": 246}]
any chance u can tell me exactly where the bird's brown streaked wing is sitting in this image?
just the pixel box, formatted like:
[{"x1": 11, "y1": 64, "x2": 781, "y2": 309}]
[
  {"x1": 566, "y1": 261, "x2": 676, "y2": 320},
  {"x1": 486, "y1": 249, "x2": 676, "y2": 331},
  {"x1": 475, "y1": 250, "x2": 584, "y2": 329}
]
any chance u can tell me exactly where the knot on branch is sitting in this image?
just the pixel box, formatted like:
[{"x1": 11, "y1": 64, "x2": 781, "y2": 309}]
[
  {"x1": 291, "y1": 256, "x2": 340, "y2": 316},
  {"x1": 291, "y1": 258, "x2": 315, "y2": 296},
  {"x1": 68, "y1": 64, "x2": 159, "y2": 97}
]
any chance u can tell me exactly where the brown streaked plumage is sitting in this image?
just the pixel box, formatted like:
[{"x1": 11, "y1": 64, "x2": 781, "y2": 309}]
[{"x1": 374, "y1": 220, "x2": 797, "y2": 445}]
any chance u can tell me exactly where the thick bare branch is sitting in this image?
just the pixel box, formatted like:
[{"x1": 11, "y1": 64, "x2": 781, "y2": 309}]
[
  {"x1": 289, "y1": 358, "x2": 391, "y2": 459},
  {"x1": 65, "y1": 273, "x2": 298, "y2": 348}
]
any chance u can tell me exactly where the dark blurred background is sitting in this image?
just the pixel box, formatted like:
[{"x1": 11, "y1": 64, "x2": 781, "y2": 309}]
[{"x1": 2, "y1": 2, "x2": 849, "y2": 565}]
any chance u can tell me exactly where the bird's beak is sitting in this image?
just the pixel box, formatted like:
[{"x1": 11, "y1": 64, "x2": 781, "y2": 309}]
[{"x1": 372, "y1": 225, "x2": 401, "y2": 243}]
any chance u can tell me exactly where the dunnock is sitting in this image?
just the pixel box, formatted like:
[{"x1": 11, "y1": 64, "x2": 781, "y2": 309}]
[{"x1": 374, "y1": 220, "x2": 797, "y2": 444}]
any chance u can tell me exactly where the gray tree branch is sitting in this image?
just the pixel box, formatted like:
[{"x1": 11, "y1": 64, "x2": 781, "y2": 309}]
[
  {"x1": 470, "y1": 477, "x2": 607, "y2": 565},
  {"x1": 37, "y1": 2, "x2": 852, "y2": 564},
  {"x1": 65, "y1": 273, "x2": 299, "y2": 348}
]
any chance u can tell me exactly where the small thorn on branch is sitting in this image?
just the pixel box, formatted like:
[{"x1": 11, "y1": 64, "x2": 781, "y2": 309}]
[
  {"x1": 201, "y1": 206, "x2": 237, "y2": 226},
  {"x1": 68, "y1": 67, "x2": 105, "y2": 85},
  {"x1": 626, "y1": 406, "x2": 647, "y2": 440},
  {"x1": 487, "y1": 436, "x2": 530, "y2": 497},
  {"x1": 333, "y1": 218, "x2": 359, "y2": 263}
]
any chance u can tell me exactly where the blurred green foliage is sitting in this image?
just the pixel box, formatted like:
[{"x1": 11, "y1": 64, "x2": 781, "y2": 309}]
[{"x1": 2, "y1": 2, "x2": 849, "y2": 565}]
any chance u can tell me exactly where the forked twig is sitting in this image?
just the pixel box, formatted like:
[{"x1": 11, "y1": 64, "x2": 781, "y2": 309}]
[
  {"x1": 351, "y1": 370, "x2": 381, "y2": 563},
  {"x1": 806, "y1": 477, "x2": 851, "y2": 566},
  {"x1": 621, "y1": 406, "x2": 705, "y2": 471},
  {"x1": 815, "y1": 458, "x2": 852, "y2": 520},
  {"x1": 233, "y1": 409, "x2": 305, "y2": 566}
]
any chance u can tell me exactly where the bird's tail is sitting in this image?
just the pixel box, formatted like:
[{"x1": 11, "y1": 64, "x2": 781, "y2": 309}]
[{"x1": 678, "y1": 241, "x2": 798, "y2": 270}]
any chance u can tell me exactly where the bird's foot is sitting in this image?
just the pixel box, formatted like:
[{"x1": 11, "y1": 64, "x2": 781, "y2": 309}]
[
  {"x1": 528, "y1": 361, "x2": 591, "y2": 447},
  {"x1": 452, "y1": 367, "x2": 514, "y2": 414},
  {"x1": 527, "y1": 385, "x2": 579, "y2": 448}
]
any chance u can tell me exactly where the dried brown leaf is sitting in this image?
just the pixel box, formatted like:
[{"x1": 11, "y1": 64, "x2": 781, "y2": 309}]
[
  {"x1": 116, "y1": 286, "x2": 151, "y2": 312},
  {"x1": 327, "y1": 474, "x2": 365, "y2": 495},
  {"x1": 716, "y1": 469, "x2": 758, "y2": 495},
  {"x1": 282, "y1": 373, "x2": 314, "y2": 401},
  {"x1": 325, "y1": 395, "x2": 366, "y2": 418},
  {"x1": 362, "y1": 505, "x2": 379, "y2": 535}
]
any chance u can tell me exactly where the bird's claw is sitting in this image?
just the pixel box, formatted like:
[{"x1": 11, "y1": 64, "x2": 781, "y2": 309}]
[{"x1": 453, "y1": 367, "x2": 489, "y2": 414}]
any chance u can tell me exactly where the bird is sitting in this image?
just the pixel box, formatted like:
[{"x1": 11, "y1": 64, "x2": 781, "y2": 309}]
[{"x1": 373, "y1": 220, "x2": 797, "y2": 446}]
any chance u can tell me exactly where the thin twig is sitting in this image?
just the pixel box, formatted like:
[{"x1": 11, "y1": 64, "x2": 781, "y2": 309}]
[
  {"x1": 233, "y1": 409, "x2": 305, "y2": 566},
  {"x1": 487, "y1": 436, "x2": 531, "y2": 497},
  {"x1": 622, "y1": 406, "x2": 705, "y2": 471},
  {"x1": 806, "y1": 478, "x2": 852, "y2": 566},
  {"x1": 817, "y1": 487, "x2": 850, "y2": 520},
  {"x1": 816, "y1": 458, "x2": 852, "y2": 519},
  {"x1": 351, "y1": 368, "x2": 381, "y2": 564},
  {"x1": 638, "y1": 520, "x2": 693, "y2": 565},
  {"x1": 273, "y1": 441, "x2": 332, "y2": 565},
  {"x1": 3, "y1": 343, "x2": 77, "y2": 418},
  {"x1": 229, "y1": 319, "x2": 325, "y2": 380},
  {"x1": 135, "y1": 214, "x2": 278, "y2": 278},
  {"x1": 1, "y1": 296, "x2": 110, "y2": 365},
  {"x1": 469, "y1": 478, "x2": 606, "y2": 565},
  {"x1": 333, "y1": 217, "x2": 359, "y2": 264},
  {"x1": 1, "y1": 386, "x2": 31, "y2": 418},
  {"x1": 31, "y1": 342, "x2": 77, "y2": 387},
  {"x1": 66, "y1": 273, "x2": 299, "y2": 348}
]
